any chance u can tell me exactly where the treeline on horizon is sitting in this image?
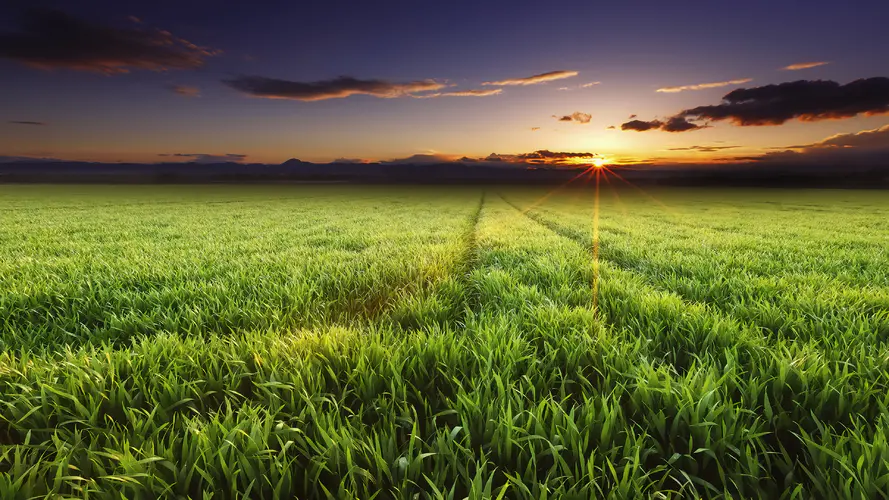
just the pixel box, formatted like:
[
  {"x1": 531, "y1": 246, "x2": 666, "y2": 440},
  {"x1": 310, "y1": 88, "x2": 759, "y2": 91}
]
[{"x1": 1, "y1": 160, "x2": 888, "y2": 188}]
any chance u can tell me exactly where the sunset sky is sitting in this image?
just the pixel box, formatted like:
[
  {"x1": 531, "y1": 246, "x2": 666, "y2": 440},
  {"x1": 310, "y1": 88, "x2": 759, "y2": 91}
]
[{"x1": 1, "y1": 0, "x2": 888, "y2": 165}]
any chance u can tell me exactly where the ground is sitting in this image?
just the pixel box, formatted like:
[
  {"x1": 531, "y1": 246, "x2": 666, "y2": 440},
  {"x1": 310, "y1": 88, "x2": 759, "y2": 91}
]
[{"x1": 1, "y1": 185, "x2": 888, "y2": 498}]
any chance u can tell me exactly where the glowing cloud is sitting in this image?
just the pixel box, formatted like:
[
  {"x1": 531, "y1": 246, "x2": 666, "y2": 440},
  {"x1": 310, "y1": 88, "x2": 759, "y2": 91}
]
[
  {"x1": 483, "y1": 70, "x2": 578, "y2": 86},
  {"x1": 657, "y1": 78, "x2": 752, "y2": 93},
  {"x1": 782, "y1": 61, "x2": 830, "y2": 70},
  {"x1": 414, "y1": 88, "x2": 503, "y2": 98},
  {"x1": 555, "y1": 112, "x2": 592, "y2": 124}
]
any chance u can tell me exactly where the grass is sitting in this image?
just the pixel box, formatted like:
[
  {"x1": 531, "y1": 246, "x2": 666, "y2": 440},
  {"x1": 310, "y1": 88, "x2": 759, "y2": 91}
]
[{"x1": 0, "y1": 184, "x2": 888, "y2": 498}]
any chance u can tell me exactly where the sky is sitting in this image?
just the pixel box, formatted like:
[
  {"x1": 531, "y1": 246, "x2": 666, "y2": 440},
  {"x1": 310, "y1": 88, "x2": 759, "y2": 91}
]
[{"x1": 1, "y1": 0, "x2": 888, "y2": 166}]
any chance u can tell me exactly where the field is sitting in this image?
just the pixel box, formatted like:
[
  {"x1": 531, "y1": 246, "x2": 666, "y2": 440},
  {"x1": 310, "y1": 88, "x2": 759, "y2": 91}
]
[{"x1": 1, "y1": 184, "x2": 889, "y2": 499}]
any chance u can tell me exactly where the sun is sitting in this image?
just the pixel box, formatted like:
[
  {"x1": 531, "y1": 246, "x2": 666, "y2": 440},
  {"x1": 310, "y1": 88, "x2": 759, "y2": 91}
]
[{"x1": 591, "y1": 157, "x2": 609, "y2": 168}]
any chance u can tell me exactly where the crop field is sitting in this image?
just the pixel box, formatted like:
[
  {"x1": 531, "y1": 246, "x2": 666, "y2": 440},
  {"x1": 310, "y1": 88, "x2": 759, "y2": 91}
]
[{"x1": 1, "y1": 184, "x2": 889, "y2": 499}]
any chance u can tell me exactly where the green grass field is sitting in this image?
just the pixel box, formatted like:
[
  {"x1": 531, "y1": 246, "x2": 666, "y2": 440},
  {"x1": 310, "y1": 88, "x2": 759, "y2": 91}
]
[{"x1": 1, "y1": 184, "x2": 888, "y2": 498}]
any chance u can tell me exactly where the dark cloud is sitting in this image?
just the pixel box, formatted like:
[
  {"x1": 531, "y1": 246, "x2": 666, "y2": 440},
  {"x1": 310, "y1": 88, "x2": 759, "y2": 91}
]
[
  {"x1": 530, "y1": 127, "x2": 541, "y2": 131},
  {"x1": 606, "y1": 125, "x2": 616, "y2": 129},
  {"x1": 9, "y1": 120, "x2": 45, "y2": 126},
  {"x1": 160, "y1": 153, "x2": 248, "y2": 163},
  {"x1": 0, "y1": 155, "x2": 62, "y2": 163},
  {"x1": 483, "y1": 70, "x2": 578, "y2": 86},
  {"x1": 668, "y1": 145, "x2": 739, "y2": 152},
  {"x1": 0, "y1": 8, "x2": 218, "y2": 74},
  {"x1": 662, "y1": 116, "x2": 705, "y2": 132},
  {"x1": 223, "y1": 75, "x2": 446, "y2": 101},
  {"x1": 621, "y1": 119, "x2": 663, "y2": 131},
  {"x1": 678, "y1": 78, "x2": 889, "y2": 126},
  {"x1": 383, "y1": 153, "x2": 456, "y2": 164},
  {"x1": 463, "y1": 150, "x2": 601, "y2": 166},
  {"x1": 554, "y1": 112, "x2": 592, "y2": 124},
  {"x1": 332, "y1": 158, "x2": 370, "y2": 164},
  {"x1": 170, "y1": 85, "x2": 200, "y2": 97},
  {"x1": 621, "y1": 117, "x2": 705, "y2": 132},
  {"x1": 629, "y1": 114, "x2": 637, "y2": 119},
  {"x1": 516, "y1": 150, "x2": 596, "y2": 160}
]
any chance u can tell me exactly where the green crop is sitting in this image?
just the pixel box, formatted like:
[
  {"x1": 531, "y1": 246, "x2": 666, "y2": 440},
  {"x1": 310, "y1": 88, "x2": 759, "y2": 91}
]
[{"x1": 0, "y1": 184, "x2": 887, "y2": 499}]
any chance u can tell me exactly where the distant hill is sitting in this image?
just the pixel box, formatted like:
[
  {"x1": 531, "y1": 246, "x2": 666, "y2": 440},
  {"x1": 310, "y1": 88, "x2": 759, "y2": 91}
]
[{"x1": 0, "y1": 159, "x2": 887, "y2": 187}]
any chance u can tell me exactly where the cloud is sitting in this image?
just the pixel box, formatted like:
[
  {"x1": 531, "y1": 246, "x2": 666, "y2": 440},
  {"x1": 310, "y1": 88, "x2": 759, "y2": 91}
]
[
  {"x1": 530, "y1": 127, "x2": 540, "y2": 131},
  {"x1": 223, "y1": 75, "x2": 447, "y2": 101},
  {"x1": 462, "y1": 150, "x2": 601, "y2": 166},
  {"x1": 170, "y1": 85, "x2": 200, "y2": 97},
  {"x1": 677, "y1": 78, "x2": 889, "y2": 126},
  {"x1": 515, "y1": 150, "x2": 596, "y2": 160},
  {"x1": 656, "y1": 78, "x2": 752, "y2": 93},
  {"x1": 441, "y1": 88, "x2": 502, "y2": 97},
  {"x1": 621, "y1": 117, "x2": 705, "y2": 132},
  {"x1": 483, "y1": 70, "x2": 578, "y2": 86},
  {"x1": 510, "y1": 151, "x2": 598, "y2": 165},
  {"x1": 8, "y1": 120, "x2": 45, "y2": 126},
  {"x1": 629, "y1": 114, "x2": 637, "y2": 119},
  {"x1": 554, "y1": 112, "x2": 592, "y2": 124},
  {"x1": 332, "y1": 158, "x2": 370, "y2": 164},
  {"x1": 782, "y1": 61, "x2": 830, "y2": 71},
  {"x1": 621, "y1": 119, "x2": 662, "y2": 131},
  {"x1": 581, "y1": 82, "x2": 601, "y2": 88},
  {"x1": 383, "y1": 153, "x2": 456, "y2": 164},
  {"x1": 668, "y1": 145, "x2": 739, "y2": 152},
  {"x1": 413, "y1": 88, "x2": 502, "y2": 98},
  {"x1": 662, "y1": 116, "x2": 705, "y2": 132},
  {"x1": 772, "y1": 125, "x2": 889, "y2": 151},
  {"x1": 558, "y1": 87, "x2": 570, "y2": 91},
  {"x1": 807, "y1": 124, "x2": 889, "y2": 149},
  {"x1": 746, "y1": 125, "x2": 889, "y2": 167},
  {"x1": 160, "y1": 153, "x2": 247, "y2": 163},
  {"x1": 606, "y1": 125, "x2": 616, "y2": 129},
  {"x1": 0, "y1": 155, "x2": 62, "y2": 163},
  {"x1": 626, "y1": 77, "x2": 889, "y2": 133},
  {"x1": 0, "y1": 8, "x2": 218, "y2": 74}
]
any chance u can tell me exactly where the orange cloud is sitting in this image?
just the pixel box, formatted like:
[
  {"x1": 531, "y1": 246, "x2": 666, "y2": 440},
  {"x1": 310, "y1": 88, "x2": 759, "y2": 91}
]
[
  {"x1": 554, "y1": 112, "x2": 592, "y2": 124},
  {"x1": 782, "y1": 61, "x2": 830, "y2": 71},
  {"x1": 414, "y1": 88, "x2": 503, "y2": 98},
  {"x1": 657, "y1": 78, "x2": 752, "y2": 93},
  {"x1": 483, "y1": 70, "x2": 578, "y2": 86}
]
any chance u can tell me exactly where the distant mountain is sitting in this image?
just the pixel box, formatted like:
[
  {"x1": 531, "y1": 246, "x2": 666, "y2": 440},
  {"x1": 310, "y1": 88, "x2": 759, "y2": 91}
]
[{"x1": 0, "y1": 158, "x2": 886, "y2": 187}]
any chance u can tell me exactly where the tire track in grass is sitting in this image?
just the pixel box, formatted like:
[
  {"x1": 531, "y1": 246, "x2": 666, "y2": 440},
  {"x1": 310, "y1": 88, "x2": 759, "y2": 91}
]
[
  {"x1": 497, "y1": 192, "x2": 770, "y2": 371},
  {"x1": 523, "y1": 201, "x2": 889, "y2": 350},
  {"x1": 459, "y1": 191, "x2": 486, "y2": 321},
  {"x1": 497, "y1": 193, "x2": 889, "y2": 493},
  {"x1": 383, "y1": 190, "x2": 485, "y2": 331}
]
